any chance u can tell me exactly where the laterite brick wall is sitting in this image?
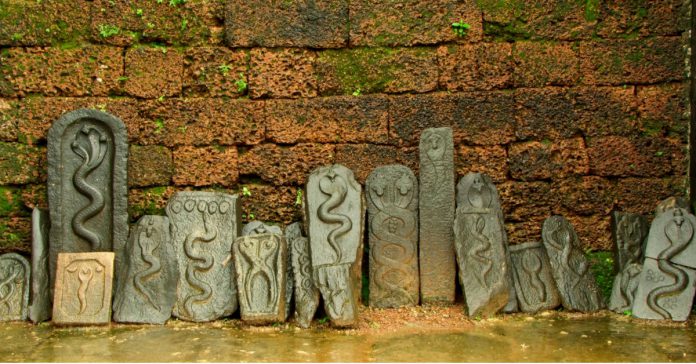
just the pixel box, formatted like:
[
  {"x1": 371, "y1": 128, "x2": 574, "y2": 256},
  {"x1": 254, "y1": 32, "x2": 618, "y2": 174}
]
[{"x1": 0, "y1": 0, "x2": 690, "y2": 254}]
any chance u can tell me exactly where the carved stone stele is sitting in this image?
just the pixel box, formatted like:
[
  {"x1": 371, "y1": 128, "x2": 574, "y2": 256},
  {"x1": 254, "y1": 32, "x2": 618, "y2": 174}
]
[
  {"x1": 306, "y1": 164, "x2": 364, "y2": 327},
  {"x1": 366, "y1": 165, "x2": 419, "y2": 308},
  {"x1": 610, "y1": 211, "x2": 648, "y2": 274},
  {"x1": 0, "y1": 253, "x2": 30, "y2": 321},
  {"x1": 643, "y1": 208, "x2": 696, "y2": 269},
  {"x1": 609, "y1": 262, "x2": 642, "y2": 313},
  {"x1": 48, "y1": 109, "x2": 128, "y2": 292},
  {"x1": 418, "y1": 127, "x2": 455, "y2": 304},
  {"x1": 454, "y1": 173, "x2": 510, "y2": 317},
  {"x1": 29, "y1": 208, "x2": 51, "y2": 323},
  {"x1": 290, "y1": 235, "x2": 319, "y2": 328},
  {"x1": 112, "y1": 216, "x2": 177, "y2": 324},
  {"x1": 509, "y1": 242, "x2": 561, "y2": 313},
  {"x1": 541, "y1": 216, "x2": 605, "y2": 312},
  {"x1": 167, "y1": 192, "x2": 241, "y2": 322},
  {"x1": 52, "y1": 252, "x2": 114, "y2": 325}
]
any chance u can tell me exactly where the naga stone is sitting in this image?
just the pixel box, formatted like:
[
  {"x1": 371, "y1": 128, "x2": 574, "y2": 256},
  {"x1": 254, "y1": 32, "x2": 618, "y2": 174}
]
[
  {"x1": 112, "y1": 216, "x2": 177, "y2": 324},
  {"x1": 541, "y1": 216, "x2": 605, "y2": 312},
  {"x1": 366, "y1": 165, "x2": 419, "y2": 308},
  {"x1": 509, "y1": 242, "x2": 561, "y2": 313},
  {"x1": 243, "y1": 220, "x2": 282, "y2": 236},
  {"x1": 306, "y1": 164, "x2": 364, "y2": 327},
  {"x1": 609, "y1": 262, "x2": 642, "y2": 313},
  {"x1": 418, "y1": 127, "x2": 455, "y2": 304},
  {"x1": 29, "y1": 208, "x2": 51, "y2": 323},
  {"x1": 453, "y1": 173, "x2": 511, "y2": 317},
  {"x1": 632, "y1": 208, "x2": 696, "y2": 321},
  {"x1": 611, "y1": 211, "x2": 648, "y2": 274},
  {"x1": 290, "y1": 235, "x2": 319, "y2": 328},
  {"x1": 0, "y1": 253, "x2": 30, "y2": 321},
  {"x1": 167, "y1": 192, "x2": 241, "y2": 322},
  {"x1": 47, "y1": 109, "x2": 128, "y2": 291},
  {"x1": 52, "y1": 252, "x2": 114, "y2": 325},
  {"x1": 233, "y1": 230, "x2": 287, "y2": 324},
  {"x1": 655, "y1": 197, "x2": 691, "y2": 216}
]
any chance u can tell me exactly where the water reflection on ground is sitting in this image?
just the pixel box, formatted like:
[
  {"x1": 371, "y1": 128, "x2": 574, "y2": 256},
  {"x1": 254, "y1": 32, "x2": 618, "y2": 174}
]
[{"x1": 1, "y1": 314, "x2": 695, "y2": 362}]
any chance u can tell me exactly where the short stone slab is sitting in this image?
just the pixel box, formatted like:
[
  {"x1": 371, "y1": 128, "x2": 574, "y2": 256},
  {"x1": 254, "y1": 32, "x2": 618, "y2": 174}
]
[
  {"x1": 366, "y1": 165, "x2": 419, "y2": 308},
  {"x1": 632, "y1": 258, "x2": 696, "y2": 321},
  {"x1": 233, "y1": 233, "x2": 287, "y2": 324},
  {"x1": 643, "y1": 208, "x2": 696, "y2": 270},
  {"x1": 611, "y1": 211, "x2": 648, "y2": 274},
  {"x1": 112, "y1": 215, "x2": 177, "y2": 324},
  {"x1": 0, "y1": 253, "x2": 30, "y2": 321},
  {"x1": 29, "y1": 208, "x2": 51, "y2": 323},
  {"x1": 167, "y1": 192, "x2": 241, "y2": 322},
  {"x1": 509, "y1": 242, "x2": 561, "y2": 314},
  {"x1": 609, "y1": 263, "x2": 642, "y2": 314},
  {"x1": 52, "y1": 252, "x2": 114, "y2": 325},
  {"x1": 541, "y1": 216, "x2": 605, "y2": 312},
  {"x1": 418, "y1": 127, "x2": 456, "y2": 304},
  {"x1": 290, "y1": 235, "x2": 319, "y2": 328},
  {"x1": 306, "y1": 164, "x2": 364, "y2": 327}
]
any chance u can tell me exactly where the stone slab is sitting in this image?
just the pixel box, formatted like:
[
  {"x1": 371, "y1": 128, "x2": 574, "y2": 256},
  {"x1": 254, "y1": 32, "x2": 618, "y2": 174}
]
[
  {"x1": 29, "y1": 208, "x2": 51, "y2": 323},
  {"x1": 283, "y1": 222, "x2": 305, "y2": 321},
  {"x1": 47, "y1": 109, "x2": 128, "y2": 292},
  {"x1": 609, "y1": 262, "x2": 642, "y2": 313},
  {"x1": 290, "y1": 235, "x2": 319, "y2": 328},
  {"x1": 233, "y1": 233, "x2": 287, "y2": 324},
  {"x1": 112, "y1": 215, "x2": 177, "y2": 324},
  {"x1": 0, "y1": 253, "x2": 30, "y2": 321},
  {"x1": 643, "y1": 208, "x2": 696, "y2": 269},
  {"x1": 52, "y1": 252, "x2": 114, "y2": 325},
  {"x1": 632, "y1": 258, "x2": 696, "y2": 321},
  {"x1": 366, "y1": 165, "x2": 419, "y2": 308},
  {"x1": 167, "y1": 192, "x2": 241, "y2": 322},
  {"x1": 509, "y1": 241, "x2": 561, "y2": 313},
  {"x1": 418, "y1": 127, "x2": 455, "y2": 304},
  {"x1": 454, "y1": 173, "x2": 510, "y2": 317},
  {"x1": 611, "y1": 211, "x2": 648, "y2": 273},
  {"x1": 541, "y1": 216, "x2": 605, "y2": 312},
  {"x1": 306, "y1": 164, "x2": 364, "y2": 327}
]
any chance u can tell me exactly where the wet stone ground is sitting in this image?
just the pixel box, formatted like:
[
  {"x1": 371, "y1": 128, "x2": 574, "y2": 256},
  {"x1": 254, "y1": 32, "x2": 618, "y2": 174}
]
[{"x1": 1, "y1": 309, "x2": 696, "y2": 362}]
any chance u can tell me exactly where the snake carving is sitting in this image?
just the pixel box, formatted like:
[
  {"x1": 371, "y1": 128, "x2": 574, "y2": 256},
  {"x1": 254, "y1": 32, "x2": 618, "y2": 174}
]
[
  {"x1": 462, "y1": 178, "x2": 494, "y2": 288},
  {"x1": 238, "y1": 238, "x2": 279, "y2": 312},
  {"x1": 71, "y1": 126, "x2": 108, "y2": 250},
  {"x1": 134, "y1": 217, "x2": 161, "y2": 311},
  {"x1": 183, "y1": 202, "x2": 218, "y2": 317},
  {"x1": 519, "y1": 252, "x2": 546, "y2": 306},
  {"x1": 0, "y1": 263, "x2": 19, "y2": 315},
  {"x1": 318, "y1": 168, "x2": 352, "y2": 264}
]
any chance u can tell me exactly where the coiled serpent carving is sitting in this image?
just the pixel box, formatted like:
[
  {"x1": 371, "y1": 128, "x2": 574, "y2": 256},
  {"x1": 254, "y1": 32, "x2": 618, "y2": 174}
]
[
  {"x1": 71, "y1": 126, "x2": 107, "y2": 250},
  {"x1": 134, "y1": 217, "x2": 161, "y2": 311},
  {"x1": 318, "y1": 168, "x2": 351, "y2": 264},
  {"x1": 183, "y1": 202, "x2": 218, "y2": 317}
]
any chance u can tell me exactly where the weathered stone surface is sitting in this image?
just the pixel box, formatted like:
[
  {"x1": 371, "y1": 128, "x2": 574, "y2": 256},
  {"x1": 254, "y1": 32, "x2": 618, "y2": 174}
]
[
  {"x1": 596, "y1": 0, "x2": 688, "y2": 38},
  {"x1": 124, "y1": 47, "x2": 183, "y2": 99},
  {"x1": 52, "y1": 252, "x2": 114, "y2": 325},
  {"x1": 437, "y1": 43, "x2": 513, "y2": 92},
  {"x1": 366, "y1": 165, "x2": 419, "y2": 308},
  {"x1": 172, "y1": 146, "x2": 238, "y2": 187},
  {"x1": 0, "y1": 253, "x2": 30, "y2": 321},
  {"x1": 512, "y1": 41, "x2": 579, "y2": 87},
  {"x1": 29, "y1": 208, "x2": 50, "y2": 323},
  {"x1": 587, "y1": 136, "x2": 683, "y2": 178},
  {"x1": 281, "y1": 223, "x2": 299, "y2": 321},
  {"x1": 0, "y1": 0, "x2": 90, "y2": 46},
  {"x1": 183, "y1": 48, "x2": 248, "y2": 98},
  {"x1": 112, "y1": 215, "x2": 177, "y2": 324},
  {"x1": 609, "y1": 262, "x2": 642, "y2": 314},
  {"x1": 637, "y1": 83, "x2": 689, "y2": 143},
  {"x1": 239, "y1": 144, "x2": 334, "y2": 186},
  {"x1": 454, "y1": 173, "x2": 511, "y2": 317},
  {"x1": 655, "y1": 197, "x2": 691, "y2": 216},
  {"x1": 242, "y1": 221, "x2": 283, "y2": 236},
  {"x1": 0, "y1": 142, "x2": 43, "y2": 185},
  {"x1": 633, "y1": 258, "x2": 696, "y2": 321},
  {"x1": 306, "y1": 164, "x2": 364, "y2": 327},
  {"x1": 47, "y1": 109, "x2": 128, "y2": 293},
  {"x1": 508, "y1": 138, "x2": 589, "y2": 181},
  {"x1": 456, "y1": 145, "x2": 508, "y2": 184},
  {"x1": 287, "y1": 222, "x2": 318, "y2": 328},
  {"x1": 335, "y1": 144, "x2": 418, "y2": 185},
  {"x1": 509, "y1": 242, "x2": 561, "y2": 313},
  {"x1": 611, "y1": 212, "x2": 648, "y2": 274},
  {"x1": 419, "y1": 128, "x2": 455, "y2": 304},
  {"x1": 643, "y1": 208, "x2": 696, "y2": 270},
  {"x1": 249, "y1": 48, "x2": 317, "y2": 99},
  {"x1": 541, "y1": 216, "x2": 605, "y2": 312},
  {"x1": 128, "y1": 145, "x2": 173, "y2": 188},
  {"x1": 233, "y1": 233, "x2": 287, "y2": 324},
  {"x1": 167, "y1": 192, "x2": 241, "y2": 322}
]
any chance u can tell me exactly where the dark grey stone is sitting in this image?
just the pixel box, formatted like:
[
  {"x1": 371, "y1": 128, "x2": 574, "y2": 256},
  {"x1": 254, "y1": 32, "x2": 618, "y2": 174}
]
[
  {"x1": 366, "y1": 165, "x2": 419, "y2": 308},
  {"x1": 611, "y1": 211, "x2": 648, "y2": 274},
  {"x1": 418, "y1": 127, "x2": 455, "y2": 304},
  {"x1": 541, "y1": 216, "x2": 605, "y2": 312},
  {"x1": 454, "y1": 173, "x2": 510, "y2": 317},
  {"x1": 509, "y1": 242, "x2": 561, "y2": 313},
  {"x1": 29, "y1": 208, "x2": 50, "y2": 323},
  {"x1": 167, "y1": 192, "x2": 241, "y2": 322},
  {"x1": 0, "y1": 253, "x2": 30, "y2": 321},
  {"x1": 290, "y1": 235, "x2": 319, "y2": 328},
  {"x1": 47, "y1": 109, "x2": 129, "y2": 292},
  {"x1": 305, "y1": 164, "x2": 364, "y2": 327},
  {"x1": 632, "y1": 258, "x2": 696, "y2": 321},
  {"x1": 112, "y1": 215, "x2": 177, "y2": 324},
  {"x1": 609, "y1": 262, "x2": 642, "y2": 313},
  {"x1": 283, "y1": 222, "x2": 304, "y2": 321},
  {"x1": 243, "y1": 220, "x2": 283, "y2": 236},
  {"x1": 644, "y1": 208, "x2": 696, "y2": 269},
  {"x1": 233, "y1": 233, "x2": 287, "y2": 324},
  {"x1": 655, "y1": 197, "x2": 691, "y2": 216}
]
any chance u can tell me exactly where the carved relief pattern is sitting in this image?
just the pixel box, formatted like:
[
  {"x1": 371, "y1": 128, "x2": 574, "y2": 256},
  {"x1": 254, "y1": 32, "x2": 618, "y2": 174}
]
[
  {"x1": 610, "y1": 263, "x2": 642, "y2": 312},
  {"x1": 314, "y1": 264, "x2": 356, "y2": 325},
  {"x1": 291, "y1": 236, "x2": 320, "y2": 328},
  {"x1": 60, "y1": 260, "x2": 107, "y2": 315},
  {"x1": 236, "y1": 236, "x2": 282, "y2": 316},
  {"x1": 509, "y1": 242, "x2": 560, "y2": 313},
  {"x1": 0, "y1": 254, "x2": 30, "y2": 321},
  {"x1": 134, "y1": 217, "x2": 162, "y2": 311},
  {"x1": 318, "y1": 167, "x2": 351, "y2": 264}
]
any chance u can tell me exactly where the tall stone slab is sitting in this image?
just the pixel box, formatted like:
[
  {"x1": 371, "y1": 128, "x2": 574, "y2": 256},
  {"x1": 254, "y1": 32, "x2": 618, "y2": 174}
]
[
  {"x1": 52, "y1": 252, "x2": 114, "y2": 325},
  {"x1": 233, "y1": 231, "x2": 287, "y2": 324},
  {"x1": 453, "y1": 173, "x2": 510, "y2": 317},
  {"x1": 306, "y1": 164, "x2": 364, "y2": 327},
  {"x1": 541, "y1": 216, "x2": 605, "y2": 312},
  {"x1": 0, "y1": 253, "x2": 30, "y2": 321},
  {"x1": 29, "y1": 208, "x2": 51, "y2": 323},
  {"x1": 366, "y1": 165, "x2": 419, "y2": 308},
  {"x1": 418, "y1": 127, "x2": 455, "y2": 304},
  {"x1": 167, "y1": 192, "x2": 241, "y2": 322},
  {"x1": 632, "y1": 208, "x2": 696, "y2": 321},
  {"x1": 112, "y1": 216, "x2": 177, "y2": 324},
  {"x1": 611, "y1": 211, "x2": 648, "y2": 274},
  {"x1": 282, "y1": 223, "x2": 303, "y2": 321},
  {"x1": 290, "y1": 234, "x2": 319, "y2": 328},
  {"x1": 47, "y1": 109, "x2": 128, "y2": 291},
  {"x1": 509, "y1": 242, "x2": 561, "y2": 313}
]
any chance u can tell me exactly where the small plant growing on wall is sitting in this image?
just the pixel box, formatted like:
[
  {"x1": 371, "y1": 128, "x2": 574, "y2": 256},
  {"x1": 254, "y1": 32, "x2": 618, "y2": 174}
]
[{"x1": 451, "y1": 19, "x2": 470, "y2": 37}]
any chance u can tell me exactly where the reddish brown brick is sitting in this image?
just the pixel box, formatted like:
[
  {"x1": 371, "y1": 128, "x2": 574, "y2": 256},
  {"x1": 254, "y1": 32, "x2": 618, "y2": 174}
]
[
  {"x1": 173, "y1": 146, "x2": 238, "y2": 187},
  {"x1": 513, "y1": 41, "x2": 579, "y2": 87},
  {"x1": 237, "y1": 184, "x2": 302, "y2": 225},
  {"x1": 438, "y1": 43, "x2": 513, "y2": 91},
  {"x1": 614, "y1": 177, "x2": 687, "y2": 215},
  {"x1": 0, "y1": 142, "x2": 44, "y2": 185},
  {"x1": 249, "y1": 48, "x2": 316, "y2": 99},
  {"x1": 238, "y1": 143, "x2": 335, "y2": 186},
  {"x1": 0, "y1": 99, "x2": 18, "y2": 142},
  {"x1": 264, "y1": 95, "x2": 389, "y2": 144},
  {"x1": 498, "y1": 181, "x2": 556, "y2": 222},
  {"x1": 514, "y1": 87, "x2": 581, "y2": 141},
  {"x1": 128, "y1": 145, "x2": 173, "y2": 187},
  {"x1": 561, "y1": 214, "x2": 611, "y2": 251},
  {"x1": 20, "y1": 184, "x2": 47, "y2": 211},
  {"x1": 596, "y1": 1, "x2": 689, "y2": 39},
  {"x1": 0, "y1": 217, "x2": 31, "y2": 254},
  {"x1": 573, "y1": 86, "x2": 639, "y2": 137},
  {"x1": 587, "y1": 136, "x2": 683, "y2": 178},
  {"x1": 334, "y1": 144, "x2": 417, "y2": 184},
  {"x1": 128, "y1": 186, "x2": 177, "y2": 221},
  {"x1": 637, "y1": 83, "x2": 689, "y2": 142},
  {"x1": 508, "y1": 137, "x2": 588, "y2": 181},
  {"x1": 505, "y1": 220, "x2": 545, "y2": 245},
  {"x1": 0, "y1": 1, "x2": 90, "y2": 46},
  {"x1": 183, "y1": 47, "x2": 248, "y2": 97},
  {"x1": 456, "y1": 145, "x2": 507, "y2": 183},
  {"x1": 124, "y1": 47, "x2": 183, "y2": 98},
  {"x1": 551, "y1": 176, "x2": 614, "y2": 216}
]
